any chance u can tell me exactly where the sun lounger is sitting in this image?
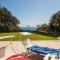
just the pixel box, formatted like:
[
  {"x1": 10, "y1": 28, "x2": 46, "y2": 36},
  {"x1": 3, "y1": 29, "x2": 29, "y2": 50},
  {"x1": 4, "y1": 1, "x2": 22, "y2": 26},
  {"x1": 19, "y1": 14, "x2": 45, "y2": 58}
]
[
  {"x1": 29, "y1": 45, "x2": 60, "y2": 57},
  {"x1": 29, "y1": 45, "x2": 60, "y2": 60},
  {"x1": 21, "y1": 39, "x2": 60, "y2": 59}
]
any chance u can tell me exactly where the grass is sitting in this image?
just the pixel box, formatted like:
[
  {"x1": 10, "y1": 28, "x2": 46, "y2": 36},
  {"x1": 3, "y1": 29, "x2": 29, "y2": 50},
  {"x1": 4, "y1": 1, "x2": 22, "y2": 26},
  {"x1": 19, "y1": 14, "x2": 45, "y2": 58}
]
[
  {"x1": 30, "y1": 33, "x2": 57, "y2": 40},
  {"x1": 0, "y1": 32, "x2": 20, "y2": 41},
  {"x1": 0, "y1": 32, "x2": 57, "y2": 41}
]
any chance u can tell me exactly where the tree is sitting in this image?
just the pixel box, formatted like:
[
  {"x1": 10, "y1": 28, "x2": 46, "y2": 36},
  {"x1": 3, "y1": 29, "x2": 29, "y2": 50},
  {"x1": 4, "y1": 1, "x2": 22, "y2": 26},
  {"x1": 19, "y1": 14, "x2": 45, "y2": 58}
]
[
  {"x1": 49, "y1": 11, "x2": 60, "y2": 33},
  {"x1": 0, "y1": 6, "x2": 20, "y2": 32},
  {"x1": 37, "y1": 23, "x2": 48, "y2": 32}
]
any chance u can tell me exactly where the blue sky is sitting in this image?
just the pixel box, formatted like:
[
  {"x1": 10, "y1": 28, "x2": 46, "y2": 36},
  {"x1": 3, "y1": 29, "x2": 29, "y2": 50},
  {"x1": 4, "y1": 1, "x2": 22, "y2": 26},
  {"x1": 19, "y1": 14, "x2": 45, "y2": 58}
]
[{"x1": 0, "y1": 0, "x2": 60, "y2": 27}]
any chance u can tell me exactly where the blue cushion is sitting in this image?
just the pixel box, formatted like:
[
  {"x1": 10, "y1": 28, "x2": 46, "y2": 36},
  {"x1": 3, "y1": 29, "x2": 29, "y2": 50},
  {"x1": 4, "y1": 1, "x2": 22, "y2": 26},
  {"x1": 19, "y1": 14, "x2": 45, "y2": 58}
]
[{"x1": 29, "y1": 45, "x2": 60, "y2": 55}]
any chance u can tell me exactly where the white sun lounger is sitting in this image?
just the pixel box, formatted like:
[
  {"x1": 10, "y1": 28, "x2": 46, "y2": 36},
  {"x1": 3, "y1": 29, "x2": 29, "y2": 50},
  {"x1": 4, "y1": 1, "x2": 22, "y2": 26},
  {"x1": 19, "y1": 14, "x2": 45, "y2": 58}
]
[{"x1": 21, "y1": 39, "x2": 60, "y2": 60}]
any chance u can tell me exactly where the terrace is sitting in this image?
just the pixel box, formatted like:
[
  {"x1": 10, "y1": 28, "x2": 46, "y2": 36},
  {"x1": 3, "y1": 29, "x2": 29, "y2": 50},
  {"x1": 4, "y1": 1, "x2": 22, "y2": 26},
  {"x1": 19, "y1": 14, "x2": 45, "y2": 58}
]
[{"x1": 0, "y1": 32, "x2": 60, "y2": 60}]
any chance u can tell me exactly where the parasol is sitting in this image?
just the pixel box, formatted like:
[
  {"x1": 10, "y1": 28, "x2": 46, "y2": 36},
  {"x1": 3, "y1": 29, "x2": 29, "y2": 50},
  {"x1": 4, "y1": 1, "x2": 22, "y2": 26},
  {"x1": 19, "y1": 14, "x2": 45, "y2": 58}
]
[{"x1": 6, "y1": 54, "x2": 31, "y2": 60}]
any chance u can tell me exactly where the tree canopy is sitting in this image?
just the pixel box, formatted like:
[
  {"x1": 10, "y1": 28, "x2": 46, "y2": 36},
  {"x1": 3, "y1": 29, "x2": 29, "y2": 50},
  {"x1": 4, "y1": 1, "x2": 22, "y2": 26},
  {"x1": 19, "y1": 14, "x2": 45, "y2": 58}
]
[
  {"x1": 37, "y1": 24, "x2": 48, "y2": 32},
  {"x1": 0, "y1": 6, "x2": 20, "y2": 32},
  {"x1": 49, "y1": 11, "x2": 60, "y2": 33}
]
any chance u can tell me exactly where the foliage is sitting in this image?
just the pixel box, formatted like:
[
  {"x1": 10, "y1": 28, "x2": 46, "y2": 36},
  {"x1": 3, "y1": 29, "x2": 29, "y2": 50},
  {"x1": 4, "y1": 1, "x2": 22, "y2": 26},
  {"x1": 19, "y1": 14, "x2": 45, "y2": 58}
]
[
  {"x1": 36, "y1": 11, "x2": 60, "y2": 36},
  {"x1": 37, "y1": 23, "x2": 48, "y2": 32},
  {"x1": 0, "y1": 6, "x2": 20, "y2": 32},
  {"x1": 49, "y1": 11, "x2": 60, "y2": 33}
]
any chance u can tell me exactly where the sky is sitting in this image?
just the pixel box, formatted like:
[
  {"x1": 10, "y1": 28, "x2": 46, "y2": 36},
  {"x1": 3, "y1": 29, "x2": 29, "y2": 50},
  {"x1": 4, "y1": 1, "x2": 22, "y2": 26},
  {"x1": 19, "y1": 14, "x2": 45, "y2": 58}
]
[{"x1": 0, "y1": 0, "x2": 60, "y2": 27}]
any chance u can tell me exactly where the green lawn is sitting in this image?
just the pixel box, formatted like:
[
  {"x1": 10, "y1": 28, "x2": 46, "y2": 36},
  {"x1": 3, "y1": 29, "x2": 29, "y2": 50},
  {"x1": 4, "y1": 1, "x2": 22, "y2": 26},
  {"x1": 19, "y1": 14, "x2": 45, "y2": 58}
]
[
  {"x1": 30, "y1": 33, "x2": 57, "y2": 40},
  {"x1": 0, "y1": 32, "x2": 57, "y2": 41}
]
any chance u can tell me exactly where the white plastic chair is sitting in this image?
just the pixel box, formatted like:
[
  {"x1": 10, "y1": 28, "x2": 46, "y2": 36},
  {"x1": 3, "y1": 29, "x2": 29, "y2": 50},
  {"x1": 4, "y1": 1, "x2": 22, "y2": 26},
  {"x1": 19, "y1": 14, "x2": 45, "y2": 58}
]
[
  {"x1": 21, "y1": 39, "x2": 34, "y2": 49},
  {"x1": 21, "y1": 39, "x2": 34, "y2": 56}
]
